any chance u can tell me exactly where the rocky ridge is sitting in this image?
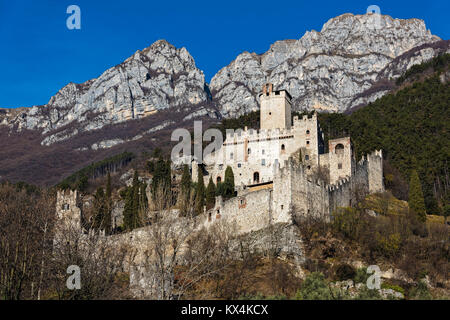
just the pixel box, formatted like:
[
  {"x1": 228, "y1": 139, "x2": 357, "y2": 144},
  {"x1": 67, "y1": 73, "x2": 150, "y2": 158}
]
[
  {"x1": 0, "y1": 40, "x2": 213, "y2": 147},
  {"x1": 210, "y1": 13, "x2": 442, "y2": 116}
]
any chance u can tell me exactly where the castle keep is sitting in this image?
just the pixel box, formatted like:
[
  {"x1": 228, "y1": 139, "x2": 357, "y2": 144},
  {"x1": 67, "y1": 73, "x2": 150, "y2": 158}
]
[{"x1": 194, "y1": 83, "x2": 384, "y2": 232}]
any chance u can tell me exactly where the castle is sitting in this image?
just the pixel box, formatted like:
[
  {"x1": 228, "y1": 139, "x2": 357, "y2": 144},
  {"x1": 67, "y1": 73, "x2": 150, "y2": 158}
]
[
  {"x1": 194, "y1": 83, "x2": 384, "y2": 233},
  {"x1": 54, "y1": 83, "x2": 385, "y2": 297},
  {"x1": 56, "y1": 83, "x2": 384, "y2": 236}
]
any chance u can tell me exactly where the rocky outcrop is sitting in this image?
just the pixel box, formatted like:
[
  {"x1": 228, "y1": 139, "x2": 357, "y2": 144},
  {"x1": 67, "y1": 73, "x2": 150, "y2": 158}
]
[
  {"x1": 210, "y1": 13, "x2": 441, "y2": 116},
  {"x1": 348, "y1": 40, "x2": 450, "y2": 111},
  {"x1": 0, "y1": 40, "x2": 212, "y2": 146}
]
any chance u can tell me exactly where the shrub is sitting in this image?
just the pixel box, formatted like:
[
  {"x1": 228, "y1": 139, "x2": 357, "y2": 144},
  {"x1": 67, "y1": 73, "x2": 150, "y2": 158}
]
[
  {"x1": 355, "y1": 286, "x2": 382, "y2": 300},
  {"x1": 381, "y1": 282, "x2": 405, "y2": 295},
  {"x1": 295, "y1": 272, "x2": 333, "y2": 300},
  {"x1": 354, "y1": 267, "x2": 369, "y2": 284},
  {"x1": 332, "y1": 207, "x2": 362, "y2": 240},
  {"x1": 376, "y1": 232, "x2": 402, "y2": 257},
  {"x1": 409, "y1": 280, "x2": 433, "y2": 300},
  {"x1": 334, "y1": 264, "x2": 356, "y2": 281}
]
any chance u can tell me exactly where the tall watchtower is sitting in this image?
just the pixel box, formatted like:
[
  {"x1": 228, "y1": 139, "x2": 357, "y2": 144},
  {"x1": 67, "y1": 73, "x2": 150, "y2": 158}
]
[{"x1": 259, "y1": 83, "x2": 292, "y2": 130}]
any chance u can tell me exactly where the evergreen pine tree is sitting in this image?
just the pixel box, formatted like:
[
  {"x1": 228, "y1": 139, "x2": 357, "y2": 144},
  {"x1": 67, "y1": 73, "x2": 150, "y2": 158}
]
[
  {"x1": 224, "y1": 166, "x2": 235, "y2": 198},
  {"x1": 408, "y1": 169, "x2": 427, "y2": 223},
  {"x1": 206, "y1": 176, "x2": 216, "y2": 210},
  {"x1": 195, "y1": 166, "x2": 205, "y2": 215}
]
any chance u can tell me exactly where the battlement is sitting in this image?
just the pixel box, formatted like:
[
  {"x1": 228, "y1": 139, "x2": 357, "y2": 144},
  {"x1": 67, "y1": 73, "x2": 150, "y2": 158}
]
[
  {"x1": 327, "y1": 176, "x2": 351, "y2": 191},
  {"x1": 258, "y1": 83, "x2": 292, "y2": 101},
  {"x1": 224, "y1": 126, "x2": 295, "y2": 143},
  {"x1": 56, "y1": 189, "x2": 79, "y2": 215},
  {"x1": 293, "y1": 112, "x2": 318, "y2": 123}
]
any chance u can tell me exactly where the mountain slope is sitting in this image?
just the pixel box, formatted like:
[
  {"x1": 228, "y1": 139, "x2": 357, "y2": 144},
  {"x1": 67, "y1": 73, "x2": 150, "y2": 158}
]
[
  {"x1": 0, "y1": 13, "x2": 448, "y2": 186},
  {"x1": 0, "y1": 40, "x2": 219, "y2": 185},
  {"x1": 1, "y1": 40, "x2": 214, "y2": 145},
  {"x1": 210, "y1": 13, "x2": 441, "y2": 116}
]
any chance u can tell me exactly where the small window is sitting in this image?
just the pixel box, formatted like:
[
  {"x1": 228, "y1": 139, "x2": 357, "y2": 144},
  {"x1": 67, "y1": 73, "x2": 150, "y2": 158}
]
[
  {"x1": 216, "y1": 176, "x2": 222, "y2": 183},
  {"x1": 248, "y1": 148, "x2": 251, "y2": 154},
  {"x1": 262, "y1": 159, "x2": 266, "y2": 166},
  {"x1": 338, "y1": 163, "x2": 342, "y2": 169},
  {"x1": 230, "y1": 153, "x2": 234, "y2": 159},
  {"x1": 218, "y1": 164, "x2": 223, "y2": 170},
  {"x1": 262, "y1": 149, "x2": 265, "y2": 155},
  {"x1": 281, "y1": 205, "x2": 284, "y2": 210},
  {"x1": 269, "y1": 112, "x2": 272, "y2": 115},
  {"x1": 306, "y1": 140, "x2": 310, "y2": 145},
  {"x1": 335, "y1": 144, "x2": 344, "y2": 155},
  {"x1": 238, "y1": 163, "x2": 241, "y2": 168},
  {"x1": 305, "y1": 155, "x2": 309, "y2": 161},
  {"x1": 281, "y1": 144, "x2": 285, "y2": 151},
  {"x1": 307, "y1": 166, "x2": 311, "y2": 170},
  {"x1": 306, "y1": 130, "x2": 310, "y2": 135}
]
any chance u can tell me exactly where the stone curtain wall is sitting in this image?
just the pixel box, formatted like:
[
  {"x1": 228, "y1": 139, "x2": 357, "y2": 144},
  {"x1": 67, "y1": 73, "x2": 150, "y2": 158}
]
[{"x1": 208, "y1": 189, "x2": 273, "y2": 234}]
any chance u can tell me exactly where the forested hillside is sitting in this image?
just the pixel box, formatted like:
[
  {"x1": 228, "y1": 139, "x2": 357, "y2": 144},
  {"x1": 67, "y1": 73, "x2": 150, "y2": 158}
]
[{"x1": 320, "y1": 54, "x2": 449, "y2": 215}]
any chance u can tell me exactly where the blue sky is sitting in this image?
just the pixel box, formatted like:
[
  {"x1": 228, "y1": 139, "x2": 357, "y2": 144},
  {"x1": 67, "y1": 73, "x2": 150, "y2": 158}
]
[{"x1": 0, "y1": 0, "x2": 448, "y2": 108}]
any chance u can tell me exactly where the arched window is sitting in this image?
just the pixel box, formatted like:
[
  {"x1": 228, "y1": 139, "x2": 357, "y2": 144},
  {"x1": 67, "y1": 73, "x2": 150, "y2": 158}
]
[
  {"x1": 281, "y1": 144, "x2": 285, "y2": 151},
  {"x1": 216, "y1": 176, "x2": 222, "y2": 183},
  {"x1": 335, "y1": 144, "x2": 344, "y2": 155},
  {"x1": 306, "y1": 130, "x2": 310, "y2": 135},
  {"x1": 247, "y1": 148, "x2": 251, "y2": 154},
  {"x1": 253, "y1": 172, "x2": 260, "y2": 184}
]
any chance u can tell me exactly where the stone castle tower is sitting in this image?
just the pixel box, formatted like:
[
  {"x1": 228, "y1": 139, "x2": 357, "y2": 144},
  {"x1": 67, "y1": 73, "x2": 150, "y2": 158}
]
[
  {"x1": 55, "y1": 189, "x2": 82, "y2": 232},
  {"x1": 259, "y1": 83, "x2": 292, "y2": 130}
]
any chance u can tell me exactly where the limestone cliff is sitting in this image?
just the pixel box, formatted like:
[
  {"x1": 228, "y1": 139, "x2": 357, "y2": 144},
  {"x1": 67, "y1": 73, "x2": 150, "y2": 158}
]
[
  {"x1": 210, "y1": 13, "x2": 442, "y2": 116},
  {"x1": 0, "y1": 40, "x2": 213, "y2": 146}
]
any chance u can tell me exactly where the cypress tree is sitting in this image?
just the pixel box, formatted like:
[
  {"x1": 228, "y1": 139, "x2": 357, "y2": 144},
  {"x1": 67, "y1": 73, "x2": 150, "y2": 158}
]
[
  {"x1": 123, "y1": 187, "x2": 134, "y2": 231},
  {"x1": 181, "y1": 164, "x2": 191, "y2": 197},
  {"x1": 124, "y1": 170, "x2": 143, "y2": 231},
  {"x1": 139, "y1": 182, "x2": 148, "y2": 220},
  {"x1": 216, "y1": 181, "x2": 224, "y2": 197},
  {"x1": 105, "y1": 172, "x2": 112, "y2": 199},
  {"x1": 195, "y1": 166, "x2": 205, "y2": 215},
  {"x1": 104, "y1": 172, "x2": 112, "y2": 234},
  {"x1": 408, "y1": 169, "x2": 427, "y2": 223},
  {"x1": 151, "y1": 157, "x2": 171, "y2": 201},
  {"x1": 206, "y1": 176, "x2": 216, "y2": 210},
  {"x1": 224, "y1": 166, "x2": 235, "y2": 198},
  {"x1": 92, "y1": 187, "x2": 106, "y2": 231}
]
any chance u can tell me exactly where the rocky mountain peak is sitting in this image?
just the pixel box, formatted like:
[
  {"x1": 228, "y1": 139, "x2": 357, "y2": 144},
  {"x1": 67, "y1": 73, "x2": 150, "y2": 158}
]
[
  {"x1": 0, "y1": 39, "x2": 211, "y2": 146},
  {"x1": 210, "y1": 13, "x2": 442, "y2": 117}
]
